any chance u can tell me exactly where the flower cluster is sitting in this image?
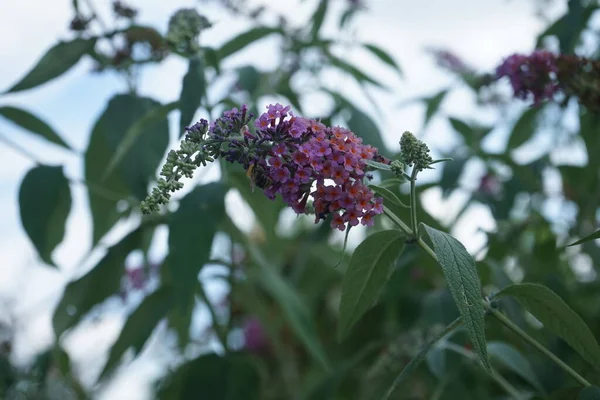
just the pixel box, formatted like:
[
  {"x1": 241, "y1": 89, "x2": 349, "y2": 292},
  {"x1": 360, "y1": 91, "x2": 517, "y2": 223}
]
[
  {"x1": 496, "y1": 50, "x2": 559, "y2": 105},
  {"x1": 245, "y1": 104, "x2": 387, "y2": 231},
  {"x1": 142, "y1": 103, "x2": 389, "y2": 231}
]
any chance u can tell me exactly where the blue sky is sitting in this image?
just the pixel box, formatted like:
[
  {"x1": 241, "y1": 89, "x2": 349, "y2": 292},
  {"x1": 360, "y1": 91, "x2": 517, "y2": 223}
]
[{"x1": 0, "y1": 0, "x2": 558, "y2": 398}]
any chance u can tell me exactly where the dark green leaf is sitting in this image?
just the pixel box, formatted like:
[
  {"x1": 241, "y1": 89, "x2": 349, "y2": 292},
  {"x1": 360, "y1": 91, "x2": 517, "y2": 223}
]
[
  {"x1": 203, "y1": 46, "x2": 220, "y2": 73},
  {"x1": 5, "y1": 38, "x2": 96, "y2": 93},
  {"x1": 536, "y1": 1, "x2": 597, "y2": 54},
  {"x1": 496, "y1": 283, "x2": 600, "y2": 372},
  {"x1": 421, "y1": 224, "x2": 491, "y2": 372},
  {"x1": 310, "y1": 0, "x2": 329, "y2": 40},
  {"x1": 346, "y1": 104, "x2": 388, "y2": 155},
  {"x1": 507, "y1": 107, "x2": 539, "y2": 150},
  {"x1": 248, "y1": 245, "x2": 331, "y2": 370},
  {"x1": 338, "y1": 230, "x2": 405, "y2": 340},
  {"x1": 53, "y1": 228, "x2": 142, "y2": 336},
  {"x1": 218, "y1": 27, "x2": 283, "y2": 60},
  {"x1": 382, "y1": 317, "x2": 462, "y2": 400},
  {"x1": 103, "y1": 100, "x2": 179, "y2": 181},
  {"x1": 19, "y1": 165, "x2": 71, "y2": 267},
  {"x1": 179, "y1": 56, "x2": 206, "y2": 135},
  {"x1": 567, "y1": 229, "x2": 600, "y2": 247},
  {"x1": 157, "y1": 353, "x2": 260, "y2": 400},
  {"x1": 277, "y1": 76, "x2": 303, "y2": 113},
  {"x1": 424, "y1": 90, "x2": 448, "y2": 126},
  {"x1": 224, "y1": 163, "x2": 285, "y2": 240},
  {"x1": 363, "y1": 43, "x2": 402, "y2": 77},
  {"x1": 339, "y1": 6, "x2": 358, "y2": 28},
  {"x1": 0, "y1": 106, "x2": 71, "y2": 150},
  {"x1": 426, "y1": 345, "x2": 446, "y2": 378},
  {"x1": 168, "y1": 183, "x2": 227, "y2": 310},
  {"x1": 366, "y1": 160, "x2": 391, "y2": 171},
  {"x1": 85, "y1": 94, "x2": 169, "y2": 244},
  {"x1": 439, "y1": 156, "x2": 467, "y2": 199},
  {"x1": 100, "y1": 286, "x2": 174, "y2": 380},
  {"x1": 327, "y1": 53, "x2": 385, "y2": 88},
  {"x1": 579, "y1": 386, "x2": 600, "y2": 400},
  {"x1": 487, "y1": 341, "x2": 544, "y2": 393},
  {"x1": 236, "y1": 65, "x2": 262, "y2": 95},
  {"x1": 448, "y1": 117, "x2": 473, "y2": 145}
]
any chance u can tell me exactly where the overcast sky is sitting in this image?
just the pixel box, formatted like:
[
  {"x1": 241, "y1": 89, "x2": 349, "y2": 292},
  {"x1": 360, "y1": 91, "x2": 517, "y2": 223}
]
[{"x1": 0, "y1": 0, "x2": 561, "y2": 398}]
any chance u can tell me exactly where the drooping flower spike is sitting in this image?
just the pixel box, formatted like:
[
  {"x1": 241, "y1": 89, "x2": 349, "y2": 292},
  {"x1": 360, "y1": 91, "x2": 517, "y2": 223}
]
[{"x1": 142, "y1": 104, "x2": 391, "y2": 231}]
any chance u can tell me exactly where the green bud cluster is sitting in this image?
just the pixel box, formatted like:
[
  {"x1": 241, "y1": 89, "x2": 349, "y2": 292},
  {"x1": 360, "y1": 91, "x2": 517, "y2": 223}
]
[
  {"x1": 390, "y1": 160, "x2": 405, "y2": 178},
  {"x1": 399, "y1": 131, "x2": 433, "y2": 172},
  {"x1": 166, "y1": 9, "x2": 211, "y2": 55},
  {"x1": 141, "y1": 121, "x2": 215, "y2": 214}
]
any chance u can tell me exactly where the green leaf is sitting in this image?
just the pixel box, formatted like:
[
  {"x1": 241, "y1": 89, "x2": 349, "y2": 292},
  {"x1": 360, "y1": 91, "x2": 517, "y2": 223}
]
[
  {"x1": 426, "y1": 345, "x2": 447, "y2": 378},
  {"x1": 567, "y1": 229, "x2": 600, "y2": 247},
  {"x1": 496, "y1": 283, "x2": 600, "y2": 372},
  {"x1": 382, "y1": 317, "x2": 462, "y2": 400},
  {"x1": 310, "y1": 0, "x2": 329, "y2": 40},
  {"x1": 19, "y1": 165, "x2": 71, "y2": 267},
  {"x1": 579, "y1": 386, "x2": 600, "y2": 400},
  {"x1": 448, "y1": 117, "x2": 473, "y2": 143},
  {"x1": 0, "y1": 106, "x2": 71, "y2": 150},
  {"x1": 168, "y1": 183, "x2": 227, "y2": 310},
  {"x1": 439, "y1": 156, "x2": 467, "y2": 199},
  {"x1": 363, "y1": 43, "x2": 403, "y2": 77},
  {"x1": 53, "y1": 228, "x2": 142, "y2": 336},
  {"x1": 424, "y1": 90, "x2": 448, "y2": 127},
  {"x1": 236, "y1": 65, "x2": 262, "y2": 95},
  {"x1": 487, "y1": 341, "x2": 544, "y2": 393},
  {"x1": 5, "y1": 38, "x2": 96, "y2": 93},
  {"x1": 157, "y1": 353, "x2": 260, "y2": 400},
  {"x1": 366, "y1": 160, "x2": 392, "y2": 171},
  {"x1": 218, "y1": 27, "x2": 283, "y2": 60},
  {"x1": 421, "y1": 224, "x2": 491, "y2": 372},
  {"x1": 85, "y1": 94, "x2": 169, "y2": 244},
  {"x1": 179, "y1": 56, "x2": 206, "y2": 135},
  {"x1": 345, "y1": 104, "x2": 388, "y2": 155},
  {"x1": 369, "y1": 184, "x2": 409, "y2": 211},
  {"x1": 507, "y1": 107, "x2": 540, "y2": 150},
  {"x1": 338, "y1": 230, "x2": 405, "y2": 340},
  {"x1": 103, "y1": 100, "x2": 179, "y2": 181},
  {"x1": 248, "y1": 245, "x2": 331, "y2": 370},
  {"x1": 327, "y1": 53, "x2": 385, "y2": 88},
  {"x1": 224, "y1": 163, "x2": 285, "y2": 240},
  {"x1": 100, "y1": 286, "x2": 174, "y2": 380}
]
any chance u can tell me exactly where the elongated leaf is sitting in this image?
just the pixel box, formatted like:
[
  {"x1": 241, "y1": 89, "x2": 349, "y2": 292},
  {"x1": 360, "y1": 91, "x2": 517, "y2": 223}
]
[
  {"x1": 421, "y1": 224, "x2": 491, "y2": 372},
  {"x1": 85, "y1": 94, "x2": 169, "y2": 244},
  {"x1": 424, "y1": 90, "x2": 448, "y2": 126},
  {"x1": 439, "y1": 156, "x2": 467, "y2": 199},
  {"x1": 53, "y1": 228, "x2": 142, "y2": 336},
  {"x1": 218, "y1": 27, "x2": 283, "y2": 60},
  {"x1": 169, "y1": 183, "x2": 227, "y2": 311},
  {"x1": 327, "y1": 53, "x2": 384, "y2": 88},
  {"x1": 508, "y1": 107, "x2": 539, "y2": 150},
  {"x1": 579, "y1": 386, "x2": 600, "y2": 400},
  {"x1": 102, "y1": 100, "x2": 178, "y2": 181},
  {"x1": 5, "y1": 38, "x2": 95, "y2": 93},
  {"x1": 0, "y1": 106, "x2": 71, "y2": 150},
  {"x1": 157, "y1": 353, "x2": 260, "y2": 400},
  {"x1": 382, "y1": 317, "x2": 462, "y2": 400},
  {"x1": 363, "y1": 43, "x2": 403, "y2": 77},
  {"x1": 568, "y1": 229, "x2": 600, "y2": 247},
  {"x1": 369, "y1": 185, "x2": 408, "y2": 207},
  {"x1": 366, "y1": 160, "x2": 391, "y2": 171},
  {"x1": 345, "y1": 104, "x2": 388, "y2": 155},
  {"x1": 248, "y1": 245, "x2": 331, "y2": 370},
  {"x1": 310, "y1": 0, "x2": 329, "y2": 39},
  {"x1": 19, "y1": 165, "x2": 71, "y2": 267},
  {"x1": 496, "y1": 283, "x2": 600, "y2": 372},
  {"x1": 100, "y1": 286, "x2": 174, "y2": 380},
  {"x1": 449, "y1": 117, "x2": 473, "y2": 142},
  {"x1": 487, "y1": 341, "x2": 544, "y2": 393},
  {"x1": 338, "y1": 230, "x2": 405, "y2": 340},
  {"x1": 179, "y1": 56, "x2": 206, "y2": 135}
]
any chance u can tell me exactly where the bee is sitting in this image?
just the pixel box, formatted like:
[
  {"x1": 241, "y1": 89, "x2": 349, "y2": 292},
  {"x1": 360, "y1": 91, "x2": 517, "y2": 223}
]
[{"x1": 246, "y1": 163, "x2": 272, "y2": 192}]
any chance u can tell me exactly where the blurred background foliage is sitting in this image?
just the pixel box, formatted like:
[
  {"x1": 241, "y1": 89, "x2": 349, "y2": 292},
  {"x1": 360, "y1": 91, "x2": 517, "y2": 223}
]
[{"x1": 1, "y1": 0, "x2": 600, "y2": 399}]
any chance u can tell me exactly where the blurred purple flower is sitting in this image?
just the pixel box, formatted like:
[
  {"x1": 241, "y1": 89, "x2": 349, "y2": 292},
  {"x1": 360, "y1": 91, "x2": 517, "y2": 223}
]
[{"x1": 243, "y1": 317, "x2": 268, "y2": 353}]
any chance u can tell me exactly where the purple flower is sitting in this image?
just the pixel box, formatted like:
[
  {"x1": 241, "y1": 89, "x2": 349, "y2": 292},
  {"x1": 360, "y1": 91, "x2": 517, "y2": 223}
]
[{"x1": 243, "y1": 317, "x2": 268, "y2": 353}]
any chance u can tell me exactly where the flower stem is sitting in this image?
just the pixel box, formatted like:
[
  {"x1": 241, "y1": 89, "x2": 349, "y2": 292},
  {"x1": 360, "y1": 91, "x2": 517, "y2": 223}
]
[
  {"x1": 487, "y1": 305, "x2": 591, "y2": 387},
  {"x1": 409, "y1": 168, "x2": 419, "y2": 238}
]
